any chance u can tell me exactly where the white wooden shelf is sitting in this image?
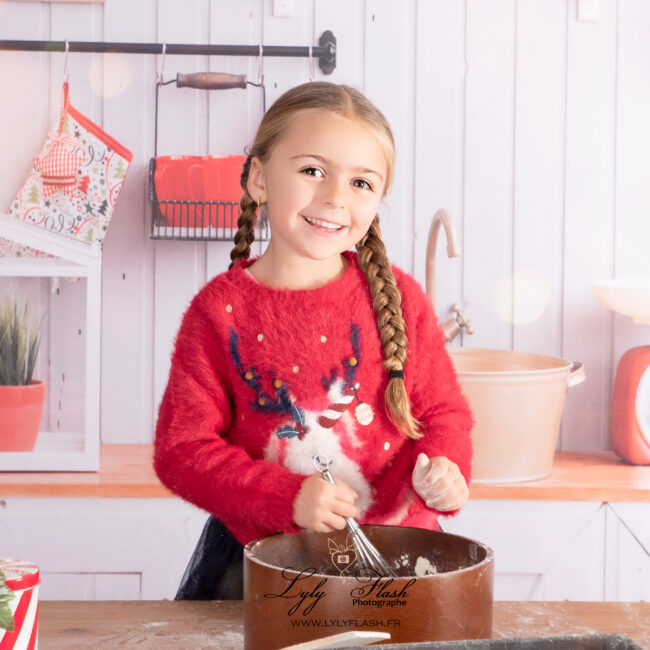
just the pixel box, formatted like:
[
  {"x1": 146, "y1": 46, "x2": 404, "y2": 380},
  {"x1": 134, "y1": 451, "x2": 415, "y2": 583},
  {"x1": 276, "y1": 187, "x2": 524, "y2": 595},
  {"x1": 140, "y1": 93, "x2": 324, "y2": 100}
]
[
  {"x1": 1, "y1": 431, "x2": 99, "y2": 471},
  {"x1": 0, "y1": 212, "x2": 101, "y2": 471},
  {"x1": 0, "y1": 428, "x2": 100, "y2": 473},
  {"x1": 0, "y1": 212, "x2": 101, "y2": 266},
  {"x1": 0, "y1": 256, "x2": 92, "y2": 277}
]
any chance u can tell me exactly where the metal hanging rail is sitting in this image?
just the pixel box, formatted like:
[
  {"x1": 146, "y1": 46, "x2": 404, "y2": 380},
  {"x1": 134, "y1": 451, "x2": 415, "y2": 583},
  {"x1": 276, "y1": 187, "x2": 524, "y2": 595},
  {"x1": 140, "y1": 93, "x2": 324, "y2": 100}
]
[{"x1": 0, "y1": 30, "x2": 337, "y2": 74}]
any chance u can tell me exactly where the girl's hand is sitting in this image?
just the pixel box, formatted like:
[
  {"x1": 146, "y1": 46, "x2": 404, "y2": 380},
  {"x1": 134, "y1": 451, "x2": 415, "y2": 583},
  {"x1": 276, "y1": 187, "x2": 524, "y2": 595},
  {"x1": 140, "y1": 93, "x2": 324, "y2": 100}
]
[
  {"x1": 293, "y1": 474, "x2": 358, "y2": 533},
  {"x1": 412, "y1": 453, "x2": 469, "y2": 511}
]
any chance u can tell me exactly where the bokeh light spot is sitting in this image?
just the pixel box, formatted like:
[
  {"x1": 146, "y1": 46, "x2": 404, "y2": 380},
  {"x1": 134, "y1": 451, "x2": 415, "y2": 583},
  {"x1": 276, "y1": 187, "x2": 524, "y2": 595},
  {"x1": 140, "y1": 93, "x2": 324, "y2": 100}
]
[{"x1": 496, "y1": 269, "x2": 552, "y2": 325}]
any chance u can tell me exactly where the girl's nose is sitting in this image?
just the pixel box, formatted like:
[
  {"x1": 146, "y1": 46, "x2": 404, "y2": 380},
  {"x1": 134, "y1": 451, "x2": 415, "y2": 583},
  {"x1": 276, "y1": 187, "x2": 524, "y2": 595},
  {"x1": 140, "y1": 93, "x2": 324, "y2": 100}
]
[
  {"x1": 324, "y1": 197, "x2": 345, "y2": 209},
  {"x1": 321, "y1": 179, "x2": 346, "y2": 209}
]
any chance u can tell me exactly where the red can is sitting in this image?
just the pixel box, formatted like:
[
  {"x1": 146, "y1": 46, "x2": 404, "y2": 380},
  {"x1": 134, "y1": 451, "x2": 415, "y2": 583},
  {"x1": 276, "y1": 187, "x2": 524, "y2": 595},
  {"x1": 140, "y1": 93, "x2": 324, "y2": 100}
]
[
  {"x1": 612, "y1": 346, "x2": 650, "y2": 465},
  {"x1": 0, "y1": 559, "x2": 40, "y2": 650}
]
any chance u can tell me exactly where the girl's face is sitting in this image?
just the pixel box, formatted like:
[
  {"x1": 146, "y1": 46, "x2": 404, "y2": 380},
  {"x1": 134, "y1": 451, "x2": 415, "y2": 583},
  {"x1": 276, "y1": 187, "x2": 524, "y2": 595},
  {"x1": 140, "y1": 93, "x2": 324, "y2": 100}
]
[{"x1": 248, "y1": 110, "x2": 388, "y2": 266}]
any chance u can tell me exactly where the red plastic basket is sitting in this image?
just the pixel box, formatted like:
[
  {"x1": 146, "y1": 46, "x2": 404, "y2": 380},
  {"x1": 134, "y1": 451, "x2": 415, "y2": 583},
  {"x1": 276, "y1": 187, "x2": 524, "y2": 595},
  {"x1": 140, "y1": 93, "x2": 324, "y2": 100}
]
[{"x1": 153, "y1": 154, "x2": 246, "y2": 228}]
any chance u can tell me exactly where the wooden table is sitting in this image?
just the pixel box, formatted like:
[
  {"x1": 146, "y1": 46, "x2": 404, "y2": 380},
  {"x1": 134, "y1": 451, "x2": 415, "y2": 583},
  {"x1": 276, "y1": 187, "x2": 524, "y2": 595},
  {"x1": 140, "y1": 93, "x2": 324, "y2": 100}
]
[{"x1": 38, "y1": 601, "x2": 650, "y2": 648}]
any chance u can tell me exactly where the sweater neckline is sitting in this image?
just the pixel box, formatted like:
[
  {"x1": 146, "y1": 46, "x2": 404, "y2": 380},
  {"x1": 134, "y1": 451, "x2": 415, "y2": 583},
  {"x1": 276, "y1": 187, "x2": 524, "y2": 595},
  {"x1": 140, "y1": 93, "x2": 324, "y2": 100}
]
[{"x1": 232, "y1": 250, "x2": 361, "y2": 298}]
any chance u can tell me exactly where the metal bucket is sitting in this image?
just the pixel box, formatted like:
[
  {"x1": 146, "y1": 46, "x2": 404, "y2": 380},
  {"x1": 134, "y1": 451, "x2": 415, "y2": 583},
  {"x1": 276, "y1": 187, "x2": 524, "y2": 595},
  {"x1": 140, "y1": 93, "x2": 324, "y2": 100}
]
[{"x1": 449, "y1": 348, "x2": 585, "y2": 483}]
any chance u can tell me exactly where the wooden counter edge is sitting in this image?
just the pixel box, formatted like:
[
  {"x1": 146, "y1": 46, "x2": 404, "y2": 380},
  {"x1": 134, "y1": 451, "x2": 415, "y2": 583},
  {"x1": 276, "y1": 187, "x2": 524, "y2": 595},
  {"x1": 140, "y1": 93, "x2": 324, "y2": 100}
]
[
  {"x1": 0, "y1": 444, "x2": 174, "y2": 498},
  {"x1": 469, "y1": 485, "x2": 650, "y2": 502},
  {"x1": 1, "y1": 445, "x2": 649, "y2": 501},
  {"x1": 0, "y1": 484, "x2": 175, "y2": 498}
]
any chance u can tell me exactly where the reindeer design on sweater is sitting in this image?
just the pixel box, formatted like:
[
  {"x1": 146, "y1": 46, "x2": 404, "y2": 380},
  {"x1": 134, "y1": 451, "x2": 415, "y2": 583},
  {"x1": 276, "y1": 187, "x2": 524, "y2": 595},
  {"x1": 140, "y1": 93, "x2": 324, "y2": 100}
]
[{"x1": 229, "y1": 324, "x2": 375, "y2": 517}]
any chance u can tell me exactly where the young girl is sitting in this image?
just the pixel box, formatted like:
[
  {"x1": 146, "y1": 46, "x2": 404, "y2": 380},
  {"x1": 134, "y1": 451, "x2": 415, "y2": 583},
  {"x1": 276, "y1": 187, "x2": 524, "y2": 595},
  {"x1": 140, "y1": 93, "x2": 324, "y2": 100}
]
[{"x1": 154, "y1": 82, "x2": 473, "y2": 599}]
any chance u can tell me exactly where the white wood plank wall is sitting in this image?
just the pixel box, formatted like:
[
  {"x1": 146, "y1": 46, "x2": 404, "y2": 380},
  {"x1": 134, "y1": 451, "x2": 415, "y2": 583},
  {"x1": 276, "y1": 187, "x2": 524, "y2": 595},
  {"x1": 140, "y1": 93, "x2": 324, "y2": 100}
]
[{"x1": 0, "y1": 0, "x2": 648, "y2": 452}]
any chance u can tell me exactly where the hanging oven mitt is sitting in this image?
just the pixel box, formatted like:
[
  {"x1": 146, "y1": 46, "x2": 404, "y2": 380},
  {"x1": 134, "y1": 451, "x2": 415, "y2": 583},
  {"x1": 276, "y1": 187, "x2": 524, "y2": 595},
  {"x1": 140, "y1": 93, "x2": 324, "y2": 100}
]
[{"x1": 0, "y1": 82, "x2": 133, "y2": 257}]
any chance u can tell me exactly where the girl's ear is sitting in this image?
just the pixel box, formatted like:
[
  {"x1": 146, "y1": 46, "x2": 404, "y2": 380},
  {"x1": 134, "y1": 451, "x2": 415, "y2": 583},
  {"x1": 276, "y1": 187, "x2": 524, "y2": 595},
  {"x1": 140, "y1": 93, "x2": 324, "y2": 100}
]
[{"x1": 247, "y1": 156, "x2": 266, "y2": 203}]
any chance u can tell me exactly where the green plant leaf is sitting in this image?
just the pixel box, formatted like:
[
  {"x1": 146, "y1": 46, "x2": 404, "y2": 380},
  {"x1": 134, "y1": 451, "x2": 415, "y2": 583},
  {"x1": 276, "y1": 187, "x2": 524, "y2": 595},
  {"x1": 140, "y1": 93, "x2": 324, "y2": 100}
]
[
  {"x1": 0, "y1": 582, "x2": 14, "y2": 603},
  {"x1": 0, "y1": 570, "x2": 15, "y2": 632},
  {"x1": 0, "y1": 297, "x2": 44, "y2": 386},
  {"x1": 0, "y1": 602, "x2": 14, "y2": 632}
]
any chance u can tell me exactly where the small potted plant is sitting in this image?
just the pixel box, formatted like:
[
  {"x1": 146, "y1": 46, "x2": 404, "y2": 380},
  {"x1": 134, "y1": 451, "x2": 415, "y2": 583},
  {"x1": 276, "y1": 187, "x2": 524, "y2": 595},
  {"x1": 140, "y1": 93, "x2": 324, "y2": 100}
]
[{"x1": 0, "y1": 298, "x2": 45, "y2": 452}]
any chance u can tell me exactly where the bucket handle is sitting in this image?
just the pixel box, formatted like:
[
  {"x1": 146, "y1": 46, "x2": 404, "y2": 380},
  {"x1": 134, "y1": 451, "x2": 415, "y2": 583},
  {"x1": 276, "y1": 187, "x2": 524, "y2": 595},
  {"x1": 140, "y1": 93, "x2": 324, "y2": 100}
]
[
  {"x1": 568, "y1": 361, "x2": 586, "y2": 388},
  {"x1": 176, "y1": 72, "x2": 247, "y2": 90}
]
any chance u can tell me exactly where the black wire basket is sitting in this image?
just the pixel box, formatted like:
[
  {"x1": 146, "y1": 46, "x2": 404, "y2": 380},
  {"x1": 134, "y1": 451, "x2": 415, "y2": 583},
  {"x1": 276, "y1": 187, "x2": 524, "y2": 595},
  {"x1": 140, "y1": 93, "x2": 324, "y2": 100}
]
[{"x1": 148, "y1": 158, "x2": 269, "y2": 241}]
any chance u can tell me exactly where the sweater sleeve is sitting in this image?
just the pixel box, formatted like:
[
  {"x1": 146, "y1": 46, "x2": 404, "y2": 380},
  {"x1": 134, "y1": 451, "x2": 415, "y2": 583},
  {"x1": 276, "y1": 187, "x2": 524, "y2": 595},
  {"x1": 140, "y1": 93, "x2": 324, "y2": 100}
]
[
  {"x1": 153, "y1": 289, "x2": 306, "y2": 544},
  {"x1": 396, "y1": 270, "x2": 474, "y2": 512}
]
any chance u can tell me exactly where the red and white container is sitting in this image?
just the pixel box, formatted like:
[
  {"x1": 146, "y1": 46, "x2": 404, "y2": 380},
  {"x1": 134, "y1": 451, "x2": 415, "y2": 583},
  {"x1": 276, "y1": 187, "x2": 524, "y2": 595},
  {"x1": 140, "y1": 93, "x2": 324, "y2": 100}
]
[{"x1": 0, "y1": 559, "x2": 39, "y2": 650}]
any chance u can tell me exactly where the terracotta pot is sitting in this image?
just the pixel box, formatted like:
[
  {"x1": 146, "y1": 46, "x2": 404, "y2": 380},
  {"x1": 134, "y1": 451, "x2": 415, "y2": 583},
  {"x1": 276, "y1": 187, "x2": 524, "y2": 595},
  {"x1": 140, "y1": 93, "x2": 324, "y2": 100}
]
[
  {"x1": 244, "y1": 525, "x2": 494, "y2": 649},
  {"x1": 0, "y1": 381, "x2": 46, "y2": 452},
  {"x1": 449, "y1": 348, "x2": 586, "y2": 483}
]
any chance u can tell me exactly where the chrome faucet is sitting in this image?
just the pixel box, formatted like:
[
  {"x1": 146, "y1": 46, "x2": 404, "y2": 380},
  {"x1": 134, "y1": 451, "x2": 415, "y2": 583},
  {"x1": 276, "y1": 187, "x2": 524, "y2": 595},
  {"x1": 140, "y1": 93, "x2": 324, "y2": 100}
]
[{"x1": 425, "y1": 209, "x2": 474, "y2": 343}]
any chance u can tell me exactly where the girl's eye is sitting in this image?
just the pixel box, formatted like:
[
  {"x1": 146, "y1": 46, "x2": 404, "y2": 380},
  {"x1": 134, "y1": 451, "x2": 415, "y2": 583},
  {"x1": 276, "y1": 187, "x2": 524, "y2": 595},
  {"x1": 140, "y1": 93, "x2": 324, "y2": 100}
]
[
  {"x1": 352, "y1": 178, "x2": 373, "y2": 191},
  {"x1": 301, "y1": 166, "x2": 324, "y2": 178}
]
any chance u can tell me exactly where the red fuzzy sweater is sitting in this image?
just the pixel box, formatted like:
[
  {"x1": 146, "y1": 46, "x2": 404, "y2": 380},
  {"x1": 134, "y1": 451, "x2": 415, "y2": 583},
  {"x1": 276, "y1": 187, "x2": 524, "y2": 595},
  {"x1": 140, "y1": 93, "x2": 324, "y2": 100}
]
[{"x1": 154, "y1": 251, "x2": 473, "y2": 545}]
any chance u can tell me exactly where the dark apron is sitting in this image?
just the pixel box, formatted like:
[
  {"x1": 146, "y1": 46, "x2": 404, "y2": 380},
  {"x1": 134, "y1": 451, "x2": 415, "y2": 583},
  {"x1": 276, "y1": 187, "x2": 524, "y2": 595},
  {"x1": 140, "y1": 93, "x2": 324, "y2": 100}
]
[
  {"x1": 175, "y1": 515, "x2": 444, "y2": 600},
  {"x1": 175, "y1": 516, "x2": 243, "y2": 600}
]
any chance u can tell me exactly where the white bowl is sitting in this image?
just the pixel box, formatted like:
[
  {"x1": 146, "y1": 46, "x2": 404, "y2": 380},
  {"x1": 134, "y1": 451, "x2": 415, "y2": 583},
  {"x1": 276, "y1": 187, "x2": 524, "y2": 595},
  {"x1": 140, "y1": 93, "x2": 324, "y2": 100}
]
[{"x1": 592, "y1": 278, "x2": 650, "y2": 324}]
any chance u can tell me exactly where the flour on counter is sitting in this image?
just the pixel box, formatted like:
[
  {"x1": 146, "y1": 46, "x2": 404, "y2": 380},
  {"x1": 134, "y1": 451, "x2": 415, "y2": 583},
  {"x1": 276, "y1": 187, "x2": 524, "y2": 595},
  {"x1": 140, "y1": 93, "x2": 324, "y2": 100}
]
[{"x1": 414, "y1": 556, "x2": 437, "y2": 576}]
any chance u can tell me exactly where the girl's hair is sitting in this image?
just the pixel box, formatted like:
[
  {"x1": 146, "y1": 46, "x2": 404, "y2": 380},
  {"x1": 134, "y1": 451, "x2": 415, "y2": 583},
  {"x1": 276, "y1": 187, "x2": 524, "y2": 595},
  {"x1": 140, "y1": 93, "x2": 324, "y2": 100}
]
[{"x1": 230, "y1": 82, "x2": 422, "y2": 439}]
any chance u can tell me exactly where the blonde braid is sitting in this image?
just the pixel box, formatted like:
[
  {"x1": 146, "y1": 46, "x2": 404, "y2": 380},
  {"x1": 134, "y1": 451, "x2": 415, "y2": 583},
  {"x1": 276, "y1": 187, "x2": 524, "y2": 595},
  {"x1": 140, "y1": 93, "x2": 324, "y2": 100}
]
[
  {"x1": 357, "y1": 217, "x2": 423, "y2": 439},
  {"x1": 229, "y1": 154, "x2": 258, "y2": 269}
]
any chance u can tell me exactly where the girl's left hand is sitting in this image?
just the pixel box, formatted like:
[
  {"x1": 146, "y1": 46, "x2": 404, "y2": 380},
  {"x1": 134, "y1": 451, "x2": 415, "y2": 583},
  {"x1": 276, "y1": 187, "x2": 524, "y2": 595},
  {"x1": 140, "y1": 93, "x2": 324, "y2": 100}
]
[{"x1": 412, "y1": 453, "x2": 469, "y2": 511}]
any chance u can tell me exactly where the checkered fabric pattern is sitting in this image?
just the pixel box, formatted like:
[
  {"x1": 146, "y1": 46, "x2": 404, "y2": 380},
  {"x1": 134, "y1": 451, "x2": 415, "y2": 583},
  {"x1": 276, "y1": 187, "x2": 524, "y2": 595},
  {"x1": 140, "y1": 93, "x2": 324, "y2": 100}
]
[{"x1": 33, "y1": 134, "x2": 84, "y2": 198}]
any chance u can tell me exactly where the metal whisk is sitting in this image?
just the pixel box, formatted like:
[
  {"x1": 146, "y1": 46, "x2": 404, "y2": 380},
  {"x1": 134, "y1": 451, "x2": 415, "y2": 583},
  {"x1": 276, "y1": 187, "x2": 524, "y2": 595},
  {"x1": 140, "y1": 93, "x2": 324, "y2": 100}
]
[{"x1": 313, "y1": 454, "x2": 396, "y2": 578}]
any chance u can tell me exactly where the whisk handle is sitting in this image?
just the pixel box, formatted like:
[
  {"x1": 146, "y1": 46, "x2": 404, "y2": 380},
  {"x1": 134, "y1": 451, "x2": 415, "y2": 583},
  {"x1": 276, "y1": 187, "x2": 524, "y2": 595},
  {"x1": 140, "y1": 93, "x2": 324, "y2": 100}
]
[
  {"x1": 320, "y1": 469, "x2": 336, "y2": 485},
  {"x1": 345, "y1": 517, "x2": 361, "y2": 534}
]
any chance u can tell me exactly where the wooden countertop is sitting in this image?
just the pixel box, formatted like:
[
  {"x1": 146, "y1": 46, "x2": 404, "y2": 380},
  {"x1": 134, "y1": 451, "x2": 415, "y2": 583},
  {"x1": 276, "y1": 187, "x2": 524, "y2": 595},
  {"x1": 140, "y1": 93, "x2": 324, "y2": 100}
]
[
  {"x1": 0, "y1": 444, "x2": 649, "y2": 501},
  {"x1": 469, "y1": 450, "x2": 650, "y2": 502},
  {"x1": 37, "y1": 600, "x2": 650, "y2": 648},
  {"x1": 0, "y1": 445, "x2": 173, "y2": 498}
]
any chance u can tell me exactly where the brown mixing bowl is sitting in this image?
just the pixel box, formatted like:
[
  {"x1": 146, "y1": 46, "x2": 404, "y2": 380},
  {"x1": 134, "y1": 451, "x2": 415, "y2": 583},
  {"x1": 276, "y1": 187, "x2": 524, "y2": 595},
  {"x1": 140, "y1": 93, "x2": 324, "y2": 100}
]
[{"x1": 244, "y1": 525, "x2": 494, "y2": 649}]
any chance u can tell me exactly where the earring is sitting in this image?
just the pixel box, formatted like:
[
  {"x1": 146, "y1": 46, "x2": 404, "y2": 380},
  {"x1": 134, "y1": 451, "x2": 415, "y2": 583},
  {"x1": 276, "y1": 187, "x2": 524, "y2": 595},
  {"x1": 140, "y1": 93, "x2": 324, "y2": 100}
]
[
  {"x1": 259, "y1": 202, "x2": 269, "y2": 224},
  {"x1": 258, "y1": 196, "x2": 264, "y2": 206}
]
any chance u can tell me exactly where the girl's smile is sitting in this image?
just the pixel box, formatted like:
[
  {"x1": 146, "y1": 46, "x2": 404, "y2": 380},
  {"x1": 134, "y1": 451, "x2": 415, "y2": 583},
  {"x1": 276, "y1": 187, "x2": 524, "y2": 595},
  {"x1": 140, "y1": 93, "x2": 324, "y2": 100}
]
[
  {"x1": 302, "y1": 215, "x2": 345, "y2": 233},
  {"x1": 247, "y1": 110, "x2": 388, "y2": 289}
]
